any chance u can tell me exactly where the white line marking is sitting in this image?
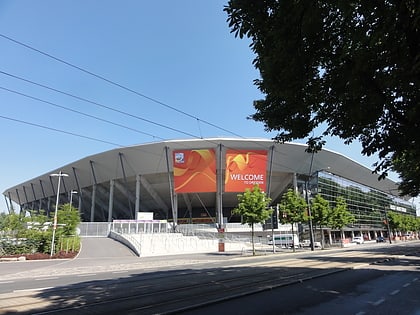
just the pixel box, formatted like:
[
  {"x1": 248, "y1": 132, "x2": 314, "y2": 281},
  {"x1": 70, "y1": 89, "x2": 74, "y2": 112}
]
[
  {"x1": 0, "y1": 281, "x2": 14, "y2": 284},
  {"x1": 112, "y1": 270, "x2": 128, "y2": 274},
  {"x1": 78, "y1": 273, "x2": 97, "y2": 277},
  {"x1": 390, "y1": 289, "x2": 400, "y2": 296},
  {"x1": 14, "y1": 287, "x2": 53, "y2": 292},
  {"x1": 35, "y1": 277, "x2": 59, "y2": 281},
  {"x1": 403, "y1": 283, "x2": 411, "y2": 288},
  {"x1": 372, "y1": 298, "x2": 385, "y2": 306}
]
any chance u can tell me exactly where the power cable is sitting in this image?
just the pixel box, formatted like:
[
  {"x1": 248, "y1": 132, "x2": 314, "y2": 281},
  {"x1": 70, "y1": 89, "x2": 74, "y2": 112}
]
[
  {"x1": 0, "y1": 114, "x2": 124, "y2": 147},
  {"x1": 0, "y1": 33, "x2": 244, "y2": 138},
  {"x1": 0, "y1": 71, "x2": 200, "y2": 139},
  {"x1": 0, "y1": 73, "x2": 292, "y2": 171},
  {"x1": 0, "y1": 36, "x2": 294, "y2": 170},
  {"x1": 0, "y1": 86, "x2": 165, "y2": 140}
]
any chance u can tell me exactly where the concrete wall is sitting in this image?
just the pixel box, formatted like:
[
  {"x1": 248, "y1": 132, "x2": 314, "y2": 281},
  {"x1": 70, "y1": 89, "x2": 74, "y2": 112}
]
[{"x1": 112, "y1": 232, "x2": 251, "y2": 257}]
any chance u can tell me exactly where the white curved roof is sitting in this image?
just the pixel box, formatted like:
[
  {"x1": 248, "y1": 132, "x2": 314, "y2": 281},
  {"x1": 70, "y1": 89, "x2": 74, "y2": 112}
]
[{"x1": 3, "y1": 138, "x2": 400, "y2": 217}]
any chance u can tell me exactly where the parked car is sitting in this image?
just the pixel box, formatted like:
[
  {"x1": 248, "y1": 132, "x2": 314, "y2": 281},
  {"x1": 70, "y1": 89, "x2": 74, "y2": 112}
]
[
  {"x1": 268, "y1": 234, "x2": 300, "y2": 248},
  {"x1": 300, "y1": 239, "x2": 322, "y2": 248},
  {"x1": 352, "y1": 236, "x2": 364, "y2": 244},
  {"x1": 376, "y1": 236, "x2": 385, "y2": 242}
]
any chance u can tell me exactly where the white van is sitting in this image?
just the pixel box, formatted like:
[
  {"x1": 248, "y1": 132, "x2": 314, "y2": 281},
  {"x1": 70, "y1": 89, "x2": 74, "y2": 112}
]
[{"x1": 268, "y1": 234, "x2": 299, "y2": 248}]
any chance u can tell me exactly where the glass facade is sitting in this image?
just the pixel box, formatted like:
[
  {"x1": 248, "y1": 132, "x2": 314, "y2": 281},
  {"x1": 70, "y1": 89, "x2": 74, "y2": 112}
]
[{"x1": 305, "y1": 171, "x2": 416, "y2": 230}]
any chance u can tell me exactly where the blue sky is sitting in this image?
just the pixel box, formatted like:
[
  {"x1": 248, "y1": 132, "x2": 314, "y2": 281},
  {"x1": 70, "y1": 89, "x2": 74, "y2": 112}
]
[{"x1": 0, "y1": 1, "x2": 414, "y2": 213}]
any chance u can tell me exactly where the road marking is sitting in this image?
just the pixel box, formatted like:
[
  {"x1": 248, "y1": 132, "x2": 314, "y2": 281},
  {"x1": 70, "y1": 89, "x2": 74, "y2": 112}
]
[
  {"x1": 403, "y1": 283, "x2": 411, "y2": 288},
  {"x1": 355, "y1": 311, "x2": 366, "y2": 315},
  {"x1": 14, "y1": 287, "x2": 53, "y2": 293},
  {"x1": 390, "y1": 289, "x2": 400, "y2": 295},
  {"x1": 0, "y1": 281, "x2": 13, "y2": 284},
  {"x1": 35, "y1": 277, "x2": 58, "y2": 281},
  {"x1": 77, "y1": 273, "x2": 97, "y2": 277},
  {"x1": 372, "y1": 298, "x2": 385, "y2": 306}
]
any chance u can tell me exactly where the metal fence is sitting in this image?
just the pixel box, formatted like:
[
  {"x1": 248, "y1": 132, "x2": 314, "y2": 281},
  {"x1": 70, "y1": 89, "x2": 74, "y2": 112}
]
[
  {"x1": 110, "y1": 220, "x2": 170, "y2": 234},
  {"x1": 78, "y1": 222, "x2": 111, "y2": 237}
]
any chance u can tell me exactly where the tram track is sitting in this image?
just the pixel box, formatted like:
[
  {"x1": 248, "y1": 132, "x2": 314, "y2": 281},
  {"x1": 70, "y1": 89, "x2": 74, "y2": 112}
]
[
  {"x1": 0, "y1": 244, "x2": 415, "y2": 315},
  {"x1": 0, "y1": 257, "x2": 356, "y2": 314}
]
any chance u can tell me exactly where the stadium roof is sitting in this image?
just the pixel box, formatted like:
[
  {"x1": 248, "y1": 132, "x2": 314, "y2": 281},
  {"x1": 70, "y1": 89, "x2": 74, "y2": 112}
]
[{"x1": 3, "y1": 138, "x2": 401, "y2": 218}]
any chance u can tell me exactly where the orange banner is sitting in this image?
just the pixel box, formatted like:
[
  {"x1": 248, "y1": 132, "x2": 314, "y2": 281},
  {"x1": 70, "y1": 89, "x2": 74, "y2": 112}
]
[
  {"x1": 225, "y1": 150, "x2": 267, "y2": 192},
  {"x1": 173, "y1": 149, "x2": 216, "y2": 193}
]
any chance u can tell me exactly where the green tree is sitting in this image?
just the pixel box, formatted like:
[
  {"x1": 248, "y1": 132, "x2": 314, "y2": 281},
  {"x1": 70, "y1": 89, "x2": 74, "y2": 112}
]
[
  {"x1": 278, "y1": 189, "x2": 307, "y2": 251},
  {"x1": 387, "y1": 211, "x2": 403, "y2": 236},
  {"x1": 225, "y1": 1, "x2": 419, "y2": 196},
  {"x1": 56, "y1": 204, "x2": 81, "y2": 236},
  {"x1": 328, "y1": 197, "x2": 355, "y2": 245},
  {"x1": 310, "y1": 194, "x2": 331, "y2": 248},
  {"x1": 0, "y1": 212, "x2": 25, "y2": 236},
  {"x1": 233, "y1": 185, "x2": 272, "y2": 255}
]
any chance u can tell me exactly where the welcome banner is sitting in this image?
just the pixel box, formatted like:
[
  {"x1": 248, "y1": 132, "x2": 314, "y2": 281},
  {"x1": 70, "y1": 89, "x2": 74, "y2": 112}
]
[
  {"x1": 225, "y1": 150, "x2": 267, "y2": 192},
  {"x1": 173, "y1": 149, "x2": 216, "y2": 193}
]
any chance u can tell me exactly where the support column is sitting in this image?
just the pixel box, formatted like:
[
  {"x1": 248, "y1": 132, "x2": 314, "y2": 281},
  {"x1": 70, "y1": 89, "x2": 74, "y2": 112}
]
[
  {"x1": 89, "y1": 161, "x2": 98, "y2": 222},
  {"x1": 7, "y1": 192, "x2": 14, "y2": 214},
  {"x1": 266, "y1": 146, "x2": 274, "y2": 198},
  {"x1": 91, "y1": 184, "x2": 96, "y2": 222},
  {"x1": 165, "y1": 146, "x2": 177, "y2": 230},
  {"x1": 108, "y1": 179, "x2": 114, "y2": 222},
  {"x1": 135, "y1": 174, "x2": 141, "y2": 219},
  {"x1": 216, "y1": 143, "x2": 223, "y2": 228},
  {"x1": 72, "y1": 167, "x2": 83, "y2": 215}
]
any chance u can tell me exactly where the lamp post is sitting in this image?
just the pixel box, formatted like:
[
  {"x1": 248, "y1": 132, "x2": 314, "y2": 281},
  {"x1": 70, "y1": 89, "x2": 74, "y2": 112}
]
[
  {"x1": 50, "y1": 171, "x2": 69, "y2": 258},
  {"x1": 69, "y1": 190, "x2": 78, "y2": 210},
  {"x1": 305, "y1": 180, "x2": 315, "y2": 251}
]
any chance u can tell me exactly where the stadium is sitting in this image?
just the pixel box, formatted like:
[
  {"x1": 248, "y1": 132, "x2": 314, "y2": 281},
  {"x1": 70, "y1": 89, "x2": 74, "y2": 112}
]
[{"x1": 2, "y1": 138, "x2": 416, "y2": 241}]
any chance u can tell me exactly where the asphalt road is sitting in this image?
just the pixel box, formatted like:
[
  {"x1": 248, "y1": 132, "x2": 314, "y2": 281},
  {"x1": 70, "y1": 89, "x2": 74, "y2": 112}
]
[
  {"x1": 0, "y1": 238, "x2": 419, "y2": 314},
  {"x1": 180, "y1": 258, "x2": 420, "y2": 315}
]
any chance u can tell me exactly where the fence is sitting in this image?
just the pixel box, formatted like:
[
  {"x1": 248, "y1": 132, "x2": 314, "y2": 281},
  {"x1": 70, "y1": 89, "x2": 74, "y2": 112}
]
[
  {"x1": 78, "y1": 222, "x2": 111, "y2": 237},
  {"x1": 111, "y1": 220, "x2": 170, "y2": 234}
]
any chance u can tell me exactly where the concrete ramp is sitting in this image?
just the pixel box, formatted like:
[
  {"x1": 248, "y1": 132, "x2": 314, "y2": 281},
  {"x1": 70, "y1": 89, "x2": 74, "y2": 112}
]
[{"x1": 78, "y1": 237, "x2": 137, "y2": 259}]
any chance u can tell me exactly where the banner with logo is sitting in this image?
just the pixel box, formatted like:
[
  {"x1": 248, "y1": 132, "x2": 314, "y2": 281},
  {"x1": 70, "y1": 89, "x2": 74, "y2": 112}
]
[
  {"x1": 225, "y1": 150, "x2": 267, "y2": 192},
  {"x1": 173, "y1": 149, "x2": 216, "y2": 193}
]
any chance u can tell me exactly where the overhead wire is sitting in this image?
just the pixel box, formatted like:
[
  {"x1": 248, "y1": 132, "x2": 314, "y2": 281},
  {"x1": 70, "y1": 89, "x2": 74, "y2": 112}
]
[
  {"x1": 0, "y1": 86, "x2": 165, "y2": 140},
  {"x1": 0, "y1": 34, "x2": 294, "y2": 171},
  {"x1": 0, "y1": 70, "x2": 293, "y2": 171},
  {"x1": 0, "y1": 33, "x2": 244, "y2": 138},
  {"x1": 0, "y1": 114, "x2": 125, "y2": 147},
  {"x1": 0, "y1": 71, "x2": 201, "y2": 139}
]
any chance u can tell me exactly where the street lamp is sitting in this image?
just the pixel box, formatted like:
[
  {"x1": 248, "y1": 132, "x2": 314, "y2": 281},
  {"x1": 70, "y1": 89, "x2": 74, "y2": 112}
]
[
  {"x1": 50, "y1": 171, "x2": 69, "y2": 258},
  {"x1": 305, "y1": 179, "x2": 315, "y2": 251},
  {"x1": 69, "y1": 190, "x2": 78, "y2": 210}
]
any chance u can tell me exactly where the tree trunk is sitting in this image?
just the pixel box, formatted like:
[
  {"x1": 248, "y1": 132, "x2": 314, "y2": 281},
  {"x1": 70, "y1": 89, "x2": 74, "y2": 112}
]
[
  {"x1": 291, "y1": 223, "x2": 295, "y2": 252},
  {"x1": 251, "y1": 223, "x2": 255, "y2": 256}
]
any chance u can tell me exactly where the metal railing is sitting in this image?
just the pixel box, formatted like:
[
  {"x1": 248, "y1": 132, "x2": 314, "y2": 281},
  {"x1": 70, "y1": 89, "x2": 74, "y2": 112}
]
[
  {"x1": 78, "y1": 222, "x2": 111, "y2": 237},
  {"x1": 110, "y1": 220, "x2": 170, "y2": 234}
]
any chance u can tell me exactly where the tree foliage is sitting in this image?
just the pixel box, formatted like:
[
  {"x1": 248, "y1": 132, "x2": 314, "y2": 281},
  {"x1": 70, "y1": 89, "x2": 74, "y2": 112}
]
[
  {"x1": 278, "y1": 189, "x2": 308, "y2": 225},
  {"x1": 278, "y1": 189, "x2": 308, "y2": 251},
  {"x1": 233, "y1": 185, "x2": 272, "y2": 255},
  {"x1": 57, "y1": 204, "x2": 81, "y2": 236},
  {"x1": 225, "y1": 1, "x2": 420, "y2": 196},
  {"x1": 310, "y1": 194, "x2": 331, "y2": 228},
  {"x1": 0, "y1": 205, "x2": 81, "y2": 256},
  {"x1": 329, "y1": 197, "x2": 355, "y2": 230},
  {"x1": 387, "y1": 211, "x2": 420, "y2": 234}
]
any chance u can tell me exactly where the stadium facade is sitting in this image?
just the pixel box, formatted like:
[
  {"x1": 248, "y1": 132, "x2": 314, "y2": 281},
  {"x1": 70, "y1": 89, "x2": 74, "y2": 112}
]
[{"x1": 3, "y1": 138, "x2": 416, "y2": 237}]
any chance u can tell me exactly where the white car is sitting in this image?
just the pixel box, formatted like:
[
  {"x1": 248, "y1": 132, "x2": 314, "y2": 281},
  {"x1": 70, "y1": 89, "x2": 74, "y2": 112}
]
[
  {"x1": 352, "y1": 236, "x2": 364, "y2": 244},
  {"x1": 300, "y1": 240, "x2": 322, "y2": 248}
]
